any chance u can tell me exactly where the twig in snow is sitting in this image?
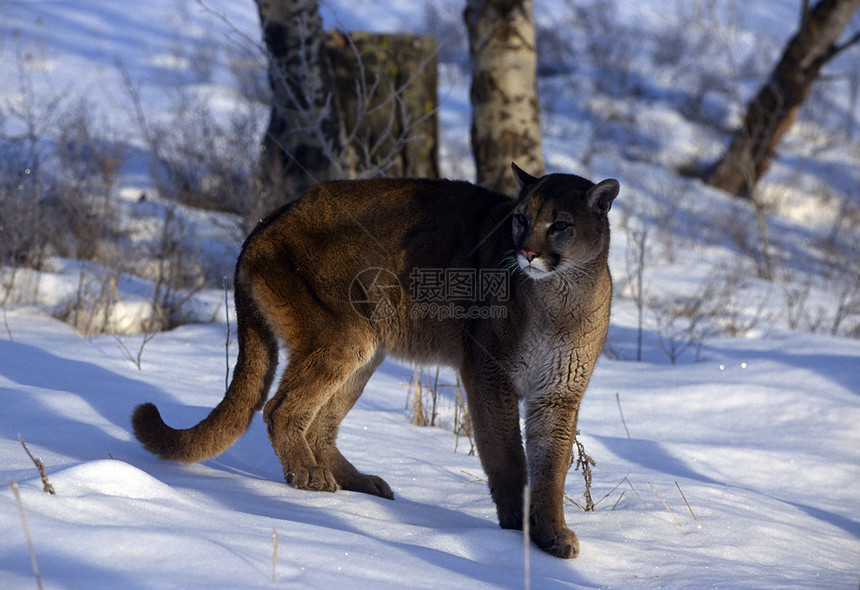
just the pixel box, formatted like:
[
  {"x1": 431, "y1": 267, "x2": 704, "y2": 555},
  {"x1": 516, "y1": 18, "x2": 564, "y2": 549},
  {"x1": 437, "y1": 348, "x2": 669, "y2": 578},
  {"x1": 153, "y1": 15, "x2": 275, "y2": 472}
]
[
  {"x1": 564, "y1": 492, "x2": 587, "y2": 511},
  {"x1": 18, "y1": 436, "x2": 54, "y2": 494},
  {"x1": 572, "y1": 432, "x2": 596, "y2": 511},
  {"x1": 523, "y1": 484, "x2": 531, "y2": 590},
  {"x1": 593, "y1": 475, "x2": 628, "y2": 508},
  {"x1": 625, "y1": 476, "x2": 648, "y2": 509},
  {"x1": 9, "y1": 480, "x2": 44, "y2": 590},
  {"x1": 649, "y1": 482, "x2": 686, "y2": 533},
  {"x1": 272, "y1": 529, "x2": 278, "y2": 583},
  {"x1": 616, "y1": 392, "x2": 631, "y2": 439},
  {"x1": 676, "y1": 481, "x2": 697, "y2": 521},
  {"x1": 224, "y1": 276, "x2": 230, "y2": 391},
  {"x1": 2, "y1": 307, "x2": 13, "y2": 341},
  {"x1": 460, "y1": 470, "x2": 486, "y2": 483},
  {"x1": 114, "y1": 331, "x2": 156, "y2": 370},
  {"x1": 611, "y1": 490, "x2": 625, "y2": 511}
]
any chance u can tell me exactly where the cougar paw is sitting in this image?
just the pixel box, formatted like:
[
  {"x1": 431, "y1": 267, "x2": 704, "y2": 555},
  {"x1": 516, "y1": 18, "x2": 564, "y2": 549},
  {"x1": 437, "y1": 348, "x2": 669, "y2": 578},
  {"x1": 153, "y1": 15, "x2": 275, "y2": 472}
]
[
  {"x1": 532, "y1": 525, "x2": 580, "y2": 559},
  {"x1": 367, "y1": 475, "x2": 394, "y2": 500},
  {"x1": 342, "y1": 474, "x2": 394, "y2": 500},
  {"x1": 286, "y1": 465, "x2": 339, "y2": 493},
  {"x1": 498, "y1": 510, "x2": 524, "y2": 531}
]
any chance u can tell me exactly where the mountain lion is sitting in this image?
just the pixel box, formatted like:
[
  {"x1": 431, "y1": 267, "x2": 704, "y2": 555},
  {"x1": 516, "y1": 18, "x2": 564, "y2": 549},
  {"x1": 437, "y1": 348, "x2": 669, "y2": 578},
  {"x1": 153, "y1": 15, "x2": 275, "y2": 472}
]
[{"x1": 132, "y1": 163, "x2": 619, "y2": 559}]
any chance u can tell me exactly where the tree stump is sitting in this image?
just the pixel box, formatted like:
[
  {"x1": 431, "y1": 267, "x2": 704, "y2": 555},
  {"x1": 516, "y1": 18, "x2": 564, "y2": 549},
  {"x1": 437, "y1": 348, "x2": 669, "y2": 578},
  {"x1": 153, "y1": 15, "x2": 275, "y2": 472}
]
[{"x1": 326, "y1": 31, "x2": 439, "y2": 179}]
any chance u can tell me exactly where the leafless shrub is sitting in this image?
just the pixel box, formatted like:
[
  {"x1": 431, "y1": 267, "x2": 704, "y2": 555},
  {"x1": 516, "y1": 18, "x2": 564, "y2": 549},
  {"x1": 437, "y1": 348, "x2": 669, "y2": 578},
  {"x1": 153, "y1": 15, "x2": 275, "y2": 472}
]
[
  {"x1": 620, "y1": 214, "x2": 650, "y2": 362},
  {"x1": 148, "y1": 207, "x2": 206, "y2": 329},
  {"x1": 829, "y1": 275, "x2": 860, "y2": 336},
  {"x1": 0, "y1": 149, "x2": 44, "y2": 273},
  {"x1": 780, "y1": 271, "x2": 813, "y2": 331},
  {"x1": 55, "y1": 263, "x2": 120, "y2": 337},
  {"x1": 406, "y1": 367, "x2": 474, "y2": 454},
  {"x1": 651, "y1": 294, "x2": 715, "y2": 364},
  {"x1": 693, "y1": 270, "x2": 771, "y2": 338},
  {"x1": 567, "y1": 0, "x2": 637, "y2": 96},
  {"x1": 646, "y1": 178, "x2": 691, "y2": 262},
  {"x1": 643, "y1": 265, "x2": 774, "y2": 364},
  {"x1": 228, "y1": 52, "x2": 271, "y2": 105},
  {"x1": 407, "y1": 368, "x2": 436, "y2": 427},
  {"x1": 51, "y1": 99, "x2": 124, "y2": 260},
  {"x1": 120, "y1": 62, "x2": 278, "y2": 229},
  {"x1": 0, "y1": 52, "x2": 63, "y2": 275},
  {"x1": 115, "y1": 330, "x2": 158, "y2": 371},
  {"x1": 1, "y1": 56, "x2": 127, "y2": 326},
  {"x1": 780, "y1": 262, "x2": 860, "y2": 337}
]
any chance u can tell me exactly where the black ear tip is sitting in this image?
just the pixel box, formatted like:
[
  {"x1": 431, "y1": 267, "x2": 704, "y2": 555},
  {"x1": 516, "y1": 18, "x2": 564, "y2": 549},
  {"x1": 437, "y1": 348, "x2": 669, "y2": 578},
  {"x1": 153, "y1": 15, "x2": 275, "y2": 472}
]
[
  {"x1": 588, "y1": 178, "x2": 620, "y2": 212},
  {"x1": 512, "y1": 163, "x2": 540, "y2": 188},
  {"x1": 600, "y1": 177, "x2": 620, "y2": 188},
  {"x1": 597, "y1": 178, "x2": 620, "y2": 198}
]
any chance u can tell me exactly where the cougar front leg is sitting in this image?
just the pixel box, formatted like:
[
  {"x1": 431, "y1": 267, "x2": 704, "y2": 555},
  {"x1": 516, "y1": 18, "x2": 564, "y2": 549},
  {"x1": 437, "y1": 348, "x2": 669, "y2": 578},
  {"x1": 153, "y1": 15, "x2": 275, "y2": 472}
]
[
  {"x1": 462, "y1": 370, "x2": 528, "y2": 531},
  {"x1": 523, "y1": 395, "x2": 581, "y2": 559}
]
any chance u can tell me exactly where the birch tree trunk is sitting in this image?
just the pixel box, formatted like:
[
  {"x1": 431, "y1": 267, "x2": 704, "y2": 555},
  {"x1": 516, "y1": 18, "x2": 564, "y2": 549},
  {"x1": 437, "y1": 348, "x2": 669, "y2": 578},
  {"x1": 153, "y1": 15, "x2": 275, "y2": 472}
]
[
  {"x1": 706, "y1": 0, "x2": 860, "y2": 198},
  {"x1": 255, "y1": 0, "x2": 356, "y2": 198},
  {"x1": 464, "y1": 0, "x2": 545, "y2": 195}
]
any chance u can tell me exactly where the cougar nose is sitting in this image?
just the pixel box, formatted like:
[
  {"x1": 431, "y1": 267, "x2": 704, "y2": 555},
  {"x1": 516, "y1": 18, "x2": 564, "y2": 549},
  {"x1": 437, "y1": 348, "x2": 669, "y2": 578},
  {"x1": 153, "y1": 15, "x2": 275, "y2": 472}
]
[{"x1": 520, "y1": 248, "x2": 539, "y2": 262}]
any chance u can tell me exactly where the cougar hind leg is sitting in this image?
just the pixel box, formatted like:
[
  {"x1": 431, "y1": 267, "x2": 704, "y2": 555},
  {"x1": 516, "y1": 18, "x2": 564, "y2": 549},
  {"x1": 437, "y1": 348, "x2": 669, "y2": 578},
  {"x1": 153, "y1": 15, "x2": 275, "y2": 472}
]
[
  {"x1": 263, "y1": 331, "x2": 378, "y2": 494},
  {"x1": 306, "y1": 350, "x2": 393, "y2": 499}
]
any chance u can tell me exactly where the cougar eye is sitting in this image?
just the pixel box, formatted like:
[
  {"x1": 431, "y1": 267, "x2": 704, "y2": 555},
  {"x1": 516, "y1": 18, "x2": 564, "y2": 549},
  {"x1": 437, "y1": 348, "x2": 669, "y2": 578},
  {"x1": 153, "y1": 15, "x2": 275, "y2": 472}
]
[
  {"x1": 514, "y1": 213, "x2": 529, "y2": 226},
  {"x1": 552, "y1": 221, "x2": 570, "y2": 231}
]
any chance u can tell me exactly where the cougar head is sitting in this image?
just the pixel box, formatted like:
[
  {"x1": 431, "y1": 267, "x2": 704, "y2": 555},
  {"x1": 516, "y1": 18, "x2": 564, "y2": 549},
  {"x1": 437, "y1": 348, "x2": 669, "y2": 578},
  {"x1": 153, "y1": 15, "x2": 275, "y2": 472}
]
[{"x1": 510, "y1": 163, "x2": 619, "y2": 280}]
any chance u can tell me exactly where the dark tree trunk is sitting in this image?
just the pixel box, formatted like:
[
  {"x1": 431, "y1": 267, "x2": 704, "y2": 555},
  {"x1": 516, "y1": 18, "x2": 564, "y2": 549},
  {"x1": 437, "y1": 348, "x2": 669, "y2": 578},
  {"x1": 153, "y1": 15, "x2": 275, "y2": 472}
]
[
  {"x1": 706, "y1": 0, "x2": 860, "y2": 198},
  {"x1": 255, "y1": 0, "x2": 356, "y2": 198},
  {"x1": 464, "y1": 0, "x2": 545, "y2": 195}
]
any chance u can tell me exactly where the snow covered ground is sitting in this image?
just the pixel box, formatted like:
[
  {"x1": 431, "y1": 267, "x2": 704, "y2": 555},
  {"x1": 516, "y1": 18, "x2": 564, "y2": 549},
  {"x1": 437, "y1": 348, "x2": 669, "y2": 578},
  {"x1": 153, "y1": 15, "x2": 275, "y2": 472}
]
[
  {"x1": 2, "y1": 1, "x2": 859, "y2": 588},
  {"x1": 2, "y1": 303, "x2": 858, "y2": 589}
]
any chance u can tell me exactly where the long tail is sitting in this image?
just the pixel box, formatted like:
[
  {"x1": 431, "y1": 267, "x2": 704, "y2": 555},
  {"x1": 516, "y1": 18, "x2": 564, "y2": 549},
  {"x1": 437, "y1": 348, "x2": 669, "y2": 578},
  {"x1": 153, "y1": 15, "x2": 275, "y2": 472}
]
[{"x1": 131, "y1": 279, "x2": 279, "y2": 463}]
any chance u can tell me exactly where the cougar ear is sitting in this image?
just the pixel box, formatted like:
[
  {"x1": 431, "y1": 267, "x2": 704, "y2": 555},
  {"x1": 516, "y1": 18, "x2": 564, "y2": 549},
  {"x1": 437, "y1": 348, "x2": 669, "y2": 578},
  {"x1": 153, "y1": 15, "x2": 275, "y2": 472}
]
[
  {"x1": 511, "y1": 162, "x2": 540, "y2": 187},
  {"x1": 587, "y1": 179, "x2": 620, "y2": 215}
]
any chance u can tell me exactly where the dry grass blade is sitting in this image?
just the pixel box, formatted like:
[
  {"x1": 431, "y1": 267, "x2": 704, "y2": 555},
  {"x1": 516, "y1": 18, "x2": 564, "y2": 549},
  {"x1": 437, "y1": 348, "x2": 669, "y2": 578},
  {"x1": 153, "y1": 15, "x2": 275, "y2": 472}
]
[
  {"x1": 460, "y1": 470, "x2": 486, "y2": 483},
  {"x1": 564, "y1": 491, "x2": 587, "y2": 511},
  {"x1": 224, "y1": 277, "x2": 231, "y2": 390},
  {"x1": 625, "y1": 476, "x2": 648, "y2": 509},
  {"x1": 18, "y1": 436, "x2": 55, "y2": 494},
  {"x1": 272, "y1": 529, "x2": 278, "y2": 583},
  {"x1": 9, "y1": 480, "x2": 44, "y2": 590},
  {"x1": 594, "y1": 475, "x2": 628, "y2": 508},
  {"x1": 615, "y1": 392, "x2": 631, "y2": 439},
  {"x1": 523, "y1": 484, "x2": 531, "y2": 590},
  {"x1": 676, "y1": 481, "x2": 697, "y2": 520},
  {"x1": 649, "y1": 482, "x2": 686, "y2": 533},
  {"x1": 611, "y1": 490, "x2": 626, "y2": 511}
]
